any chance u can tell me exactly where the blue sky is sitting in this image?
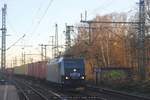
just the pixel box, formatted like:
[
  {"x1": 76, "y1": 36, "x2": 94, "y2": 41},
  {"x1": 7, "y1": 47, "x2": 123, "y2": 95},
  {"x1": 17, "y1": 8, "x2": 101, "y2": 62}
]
[{"x1": 0, "y1": 0, "x2": 138, "y2": 66}]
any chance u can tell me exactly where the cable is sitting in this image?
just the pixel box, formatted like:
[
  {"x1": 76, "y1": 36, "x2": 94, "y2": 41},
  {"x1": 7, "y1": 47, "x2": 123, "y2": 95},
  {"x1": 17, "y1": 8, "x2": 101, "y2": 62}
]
[
  {"x1": 89, "y1": 0, "x2": 114, "y2": 15},
  {"x1": 1, "y1": 0, "x2": 6, "y2": 5},
  {"x1": 7, "y1": 16, "x2": 18, "y2": 35},
  {"x1": 31, "y1": 0, "x2": 54, "y2": 34},
  {"x1": 26, "y1": 0, "x2": 54, "y2": 47},
  {"x1": 26, "y1": 0, "x2": 45, "y2": 33},
  {"x1": 7, "y1": 34, "x2": 26, "y2": 50}
]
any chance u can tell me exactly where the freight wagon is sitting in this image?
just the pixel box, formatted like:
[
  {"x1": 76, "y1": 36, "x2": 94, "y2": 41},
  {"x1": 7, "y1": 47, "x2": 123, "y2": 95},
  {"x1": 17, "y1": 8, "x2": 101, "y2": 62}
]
[
  {"x1": 14, "y1": 65, "x2": 27, "y2": 75},
  {"x1": 47, "y1": 57, "x2": 85, "y2": 89},
  {"x1": 13, "y1": 61, "x2": 47, "y2": 80},
  {"x1": 27, "y1": 61, "x2": 47, "y2": 79}
]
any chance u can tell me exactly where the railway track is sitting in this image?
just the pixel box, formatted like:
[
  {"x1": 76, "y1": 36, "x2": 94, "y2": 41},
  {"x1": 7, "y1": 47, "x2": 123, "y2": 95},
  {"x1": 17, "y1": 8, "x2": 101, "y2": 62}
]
[
  {"x1": 13, "y1": 79, "x2": 49, "y2": 100},
  {"x1": 14, "y1": 76, "x2": 150, "y2": 100},
  {"x1": 23, "y1": 80, "x2": 66, "y2": 100},
  {"x1": 13, "y1": 78, "x2": 66, "y2": 100},
  {"x1": 14, "y1": 77, "x2": 106, "y2": 100},
  {"x1": 86, "y1": 84, "x2": 150, "y2": 100},
  {"x1": 21, "y1": 79, "x2": 101, "y2": 100},
  {"x1": 62, "y1": 90, "x2": 106, "y2": 100},
  {"x1": 58, "y1": 83, "x2": 150, "y2": 100}
]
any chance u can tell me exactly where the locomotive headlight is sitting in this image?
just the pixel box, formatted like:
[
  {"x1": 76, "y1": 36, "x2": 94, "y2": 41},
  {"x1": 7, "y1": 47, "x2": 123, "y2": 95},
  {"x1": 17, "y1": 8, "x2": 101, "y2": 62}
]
[
  {"x1": 73, "y1": 69, "x2": 77, "y2": 72},
  {"x1": 81, "y1": 76, "x2": 85, "y2": 79},
  {"x1": 65, "y1": 76, "x2": 69, "y2": 80}
]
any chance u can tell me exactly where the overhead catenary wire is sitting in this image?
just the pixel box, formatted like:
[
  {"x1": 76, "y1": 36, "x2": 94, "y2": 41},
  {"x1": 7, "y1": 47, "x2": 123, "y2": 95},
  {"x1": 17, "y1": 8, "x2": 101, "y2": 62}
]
[
  {"x1": 26, "y1": 0, "x2": 45, "y2": 33},
  {"x1": 31, "y1": 0, "x2": 54, "y2": 35},
  {"x1": 7, "y1": 15, "x2": 19, "y2": 35},
  {"x1": 25, "y1": 0, "x2": 54, "y2": 51},
  {"x1": 86, "y1": 0, "x2": 137, "y2": 21},
  {"x1": 14, "y1": 0, "x2": 55, "y2": 61},
  {"x1": 7, "y1": 34, "x2": 26, "y2": 50},
  {"x1": 89, "y1": 0, "x2": 114, "y2": 16}
]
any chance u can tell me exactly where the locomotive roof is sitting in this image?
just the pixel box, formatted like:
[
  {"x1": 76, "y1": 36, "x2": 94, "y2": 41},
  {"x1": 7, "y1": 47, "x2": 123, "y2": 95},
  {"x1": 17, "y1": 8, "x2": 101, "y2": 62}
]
[{"x1": 48, "y1": 57, "x2": 83, "y2": 64}]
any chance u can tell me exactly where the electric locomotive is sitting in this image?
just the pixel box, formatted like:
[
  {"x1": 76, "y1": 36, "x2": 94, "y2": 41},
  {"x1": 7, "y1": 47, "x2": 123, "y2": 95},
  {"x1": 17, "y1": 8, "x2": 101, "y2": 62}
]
[{"x1": 47, "y1": 57, "x2": 85, "y2": 90}]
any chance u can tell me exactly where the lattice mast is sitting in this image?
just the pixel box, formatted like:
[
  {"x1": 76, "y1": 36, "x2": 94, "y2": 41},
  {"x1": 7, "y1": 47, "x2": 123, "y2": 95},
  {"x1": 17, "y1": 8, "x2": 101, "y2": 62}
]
[
  {"x1": 1, "y1": 4, "x2": 7, "y2": 70},
  {"x1": 138, "y1": 0, "x2": 146, "y2": 80}
]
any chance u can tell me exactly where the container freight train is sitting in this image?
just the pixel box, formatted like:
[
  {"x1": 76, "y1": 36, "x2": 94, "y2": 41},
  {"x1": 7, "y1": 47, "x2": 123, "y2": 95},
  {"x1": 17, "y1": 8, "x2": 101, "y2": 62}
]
[
  {"x1": 13, "y1": 61, "x2": 47, "y2": 80},
  {"x1": 11, "y1": 57, "x2": 85, "y2": 90}
]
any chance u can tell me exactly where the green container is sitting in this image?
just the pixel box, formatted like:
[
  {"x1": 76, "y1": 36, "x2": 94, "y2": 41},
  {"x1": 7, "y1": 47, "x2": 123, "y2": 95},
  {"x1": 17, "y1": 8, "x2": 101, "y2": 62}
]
[{"x1": 14, "y1": 65, "x2": 27, "y2": 75}]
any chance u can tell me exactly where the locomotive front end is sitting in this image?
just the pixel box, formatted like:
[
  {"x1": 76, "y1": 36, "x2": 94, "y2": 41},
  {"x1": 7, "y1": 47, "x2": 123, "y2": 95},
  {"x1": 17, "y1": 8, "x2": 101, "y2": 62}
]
[{"x1": 63, "y1": 58, "x2": 85, "y2": 89}]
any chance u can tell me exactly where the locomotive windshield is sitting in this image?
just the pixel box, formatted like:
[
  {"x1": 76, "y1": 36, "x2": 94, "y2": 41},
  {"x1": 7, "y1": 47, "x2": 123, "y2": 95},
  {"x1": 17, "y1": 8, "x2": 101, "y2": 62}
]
[{"x1": 63, "y1": 59, "x2": 84, "y2": 76}]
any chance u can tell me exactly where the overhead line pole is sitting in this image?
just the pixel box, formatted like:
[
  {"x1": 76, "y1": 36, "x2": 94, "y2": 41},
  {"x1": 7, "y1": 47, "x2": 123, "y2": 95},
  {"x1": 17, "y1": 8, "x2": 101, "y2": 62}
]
[
  {"x1": 65, "y1": 25, "x2": 74, "y2": 50},
  {"x1": 55, "y1": 24, "x2": 59, "y2": 57},
  {"x1": 50, "y1": 36, "x2": 54, "y2": 58},
  {"x1": 1, "y1": 4, "x2": 7, "y2": 70},
  {"x1": 39, "y1": 44, "x2": 44, "y2": 61},
  {"x1": 24, "y1": 53, "x2": 41, "y2": 63},
  {"x1": 39, "y1": 44, "x2": 54, "y2": 60},
  {"x1": 138, "y1": 0, "x2": 146, "y2": 80}
]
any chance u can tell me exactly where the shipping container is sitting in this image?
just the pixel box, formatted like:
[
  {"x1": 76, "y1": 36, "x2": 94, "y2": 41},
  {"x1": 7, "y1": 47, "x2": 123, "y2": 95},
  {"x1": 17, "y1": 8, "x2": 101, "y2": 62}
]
[
  {"x1": 27, "y1": 63, "x2": 34, "y2": 77},
  {"x1": 37, "y1": 61, "x2": 47, "y2": 79},
  {"x1": 14, "y1": 65, "x2": 27, "y2": 75},
  {"x1": 27, "y1": 61, "x2": 47, "y2": 79}
]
